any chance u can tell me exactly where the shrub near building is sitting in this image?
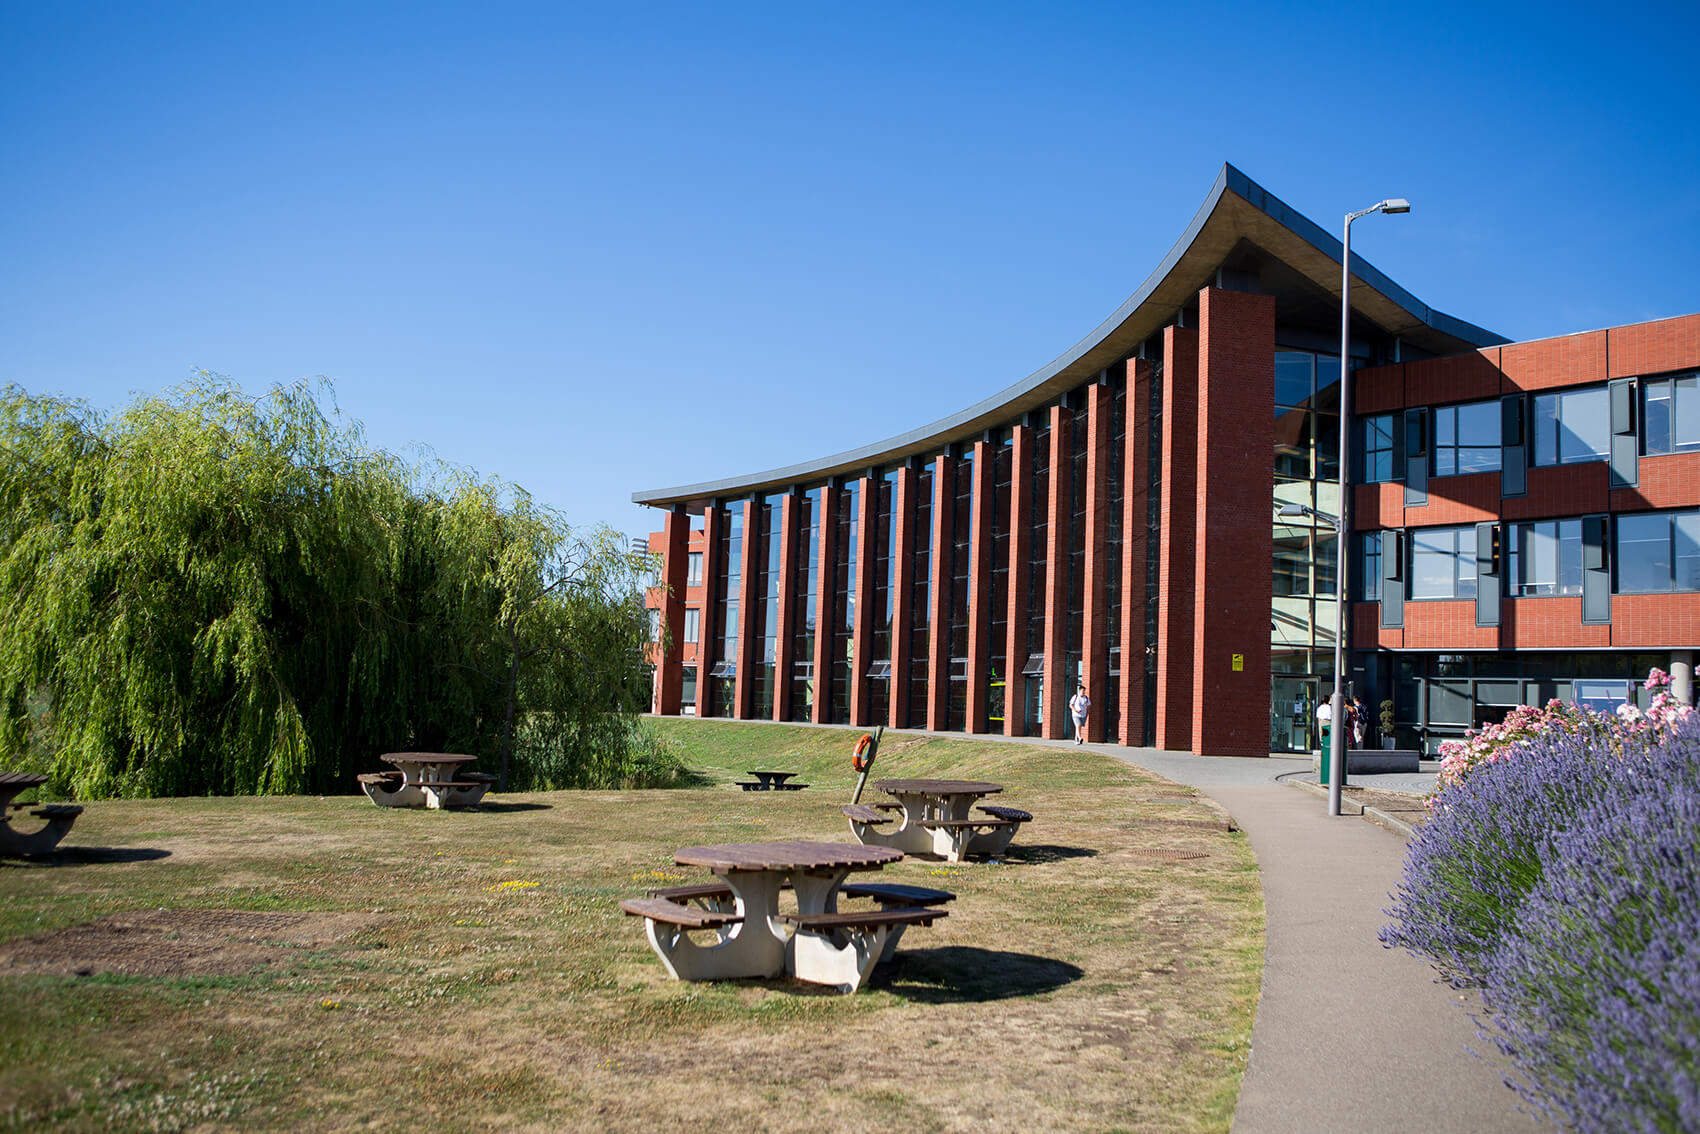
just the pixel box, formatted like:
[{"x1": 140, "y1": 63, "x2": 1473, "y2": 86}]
[{"x1": 1384, "y1": 686, "x2": 1699, "y2": 1132}]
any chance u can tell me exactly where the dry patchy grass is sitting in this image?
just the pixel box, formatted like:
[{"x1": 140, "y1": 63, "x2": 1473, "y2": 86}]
[{"x1": 0, "y1": 723, "x2": 1262, "y2": 1132}]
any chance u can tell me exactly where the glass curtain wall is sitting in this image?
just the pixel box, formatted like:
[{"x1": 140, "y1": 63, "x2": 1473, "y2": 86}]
[
  {"x1": 1141, "y1": 360, "x2": 1165, "y2": 746},
  {"x1": 789, "y1": 488, "x2": 821, "y2": 720},
  {"x1": 1066, "y1": 403, "x2": 1088, "y2": 696},
  {"x1": 708, "y1": 503, "x2": 743, "y2": 718},
  {"x1": 906, "y1": 466, "x2": 933, "y2": 726},
  {"x1": 946, "y1": 452, "x2": 974, "y2": 730},
  {"x1": 987, "y1": 437, "x2": 1013, "y2": 728},
  {"x1": 748, "y1": 493, "x2": 784, "y2": 719},
  {"x1": 1271, "y1": 350, "x2": 1341, "y2": 752},
  {"x1": 1104, "y1": 375, "x2": 1127, "y2": 738},
  {"x1": 868, "y1": 471, "x2": 897, "y2": 723},
  {"x1": 1024, "y1": 422, "x2": 1052, "y2": 733},
  {"x1": 829, "y1": 482, "x2": 860, "y2": 724}
]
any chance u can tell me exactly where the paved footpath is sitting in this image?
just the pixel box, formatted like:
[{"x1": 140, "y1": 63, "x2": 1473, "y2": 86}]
[{"x1": 1085, "y1": 745, "x2": 1542, "y2": 1133}]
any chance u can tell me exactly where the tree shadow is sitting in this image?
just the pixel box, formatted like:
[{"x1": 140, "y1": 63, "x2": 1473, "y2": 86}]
[
  {"x1": 998, "y1": 843, "x2": 1099, "y2": 865},
  {"x1": 0, "y1": 846, "x2": 173, "y2": 868},
  {"x1": 875, "y1": 946, "x2": 1085, "y2": 1003}
]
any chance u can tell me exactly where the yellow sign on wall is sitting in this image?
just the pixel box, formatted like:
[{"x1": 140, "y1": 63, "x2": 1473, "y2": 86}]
[{"x1": 1231, "y1": 653, "x2": 1244, "y2": 672}]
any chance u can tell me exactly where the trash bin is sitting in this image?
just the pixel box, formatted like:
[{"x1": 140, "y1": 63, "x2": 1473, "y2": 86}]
[{"x1": 1317, "y1": 727, "x2": 1332, "y2": 784}]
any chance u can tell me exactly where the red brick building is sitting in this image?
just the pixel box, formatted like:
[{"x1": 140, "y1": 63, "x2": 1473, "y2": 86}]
[{"x1": 635, "y1": 165, "x2": 1700, "y2": 756}]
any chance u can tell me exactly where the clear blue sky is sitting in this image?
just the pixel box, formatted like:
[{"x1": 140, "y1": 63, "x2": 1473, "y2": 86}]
[{"x1": 4, "y1": 1, "x2": 1696, "y2": 539}]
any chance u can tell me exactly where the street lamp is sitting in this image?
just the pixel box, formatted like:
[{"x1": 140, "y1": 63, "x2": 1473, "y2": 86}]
[{"x1": 1328, "y1": 197, "x2": 1410, "y2": 816}]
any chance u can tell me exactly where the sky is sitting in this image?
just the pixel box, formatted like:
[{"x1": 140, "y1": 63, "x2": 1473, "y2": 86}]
[{"x1": 4, "y1": 1, "x2": 1697, "y2": 540}]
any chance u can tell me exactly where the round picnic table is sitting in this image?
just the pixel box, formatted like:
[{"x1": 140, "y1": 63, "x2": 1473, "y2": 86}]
[
  {"x1": 663, "y1": 841, "x2": 903, "y2": 980},
  {"x1": 854, "y1": 779, "x2": 1012, "y2": 861},
  {"x1": 382, "y1": 752, "x2": 479, "y2": 784}
]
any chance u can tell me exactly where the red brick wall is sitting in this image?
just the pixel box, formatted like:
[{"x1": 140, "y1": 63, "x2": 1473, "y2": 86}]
[
  {"x1": 1192, "y1": 287, "x2": 1276, "y2": 756},
  {"x1": 1608, "y1": 314, "x2": 1700, "y2": 379},
  {"x1": 1154, "y1": 325, "x2": 1199, "y2": 750},
  {"x1": 889, "y1": 469, "x2": 916, "y2": 729},
  {"x1": 1004, "y1": 427, "x2": 1033, "y2": 736},
  {"x1": 966, "y1": 440, "x2": 996, "y2": 732},
  {"x1": 1611, "y1": 595, "x2": 1700, "y2": 646},
  {"x1": 1042, "y1": 405, "x2": 1071, "y2": 739},
  {"x1": 1501, "y1": 598, "x2": 1611, "y2": 649},
  {"x1": 1401, "y1": 600, "x2": 1499, "y2": 650},
  {"x1": 1120, "y1": 360, "x2": 1150, "y2": 744},
  {"x1": 1613, "y1": 455, "x2": 1700, "y2": 512},
  {"x1": 1082, "y1": 383, "x2": 1113, "y2": 742}
]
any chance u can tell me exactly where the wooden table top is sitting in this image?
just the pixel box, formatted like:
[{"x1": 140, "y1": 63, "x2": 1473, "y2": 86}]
[
  {"x1": 382, "y1": 753, "x2": 478, "y2": 765},
  {"x1": 872, "y1": 778, "x2": 1003, "y2": 796},
  {"x1": 674, "y1": 841, "x2": 903, "y2": 872},
  {"x1": 0, "y1": 772, "x2": 49, "y2": 789}
]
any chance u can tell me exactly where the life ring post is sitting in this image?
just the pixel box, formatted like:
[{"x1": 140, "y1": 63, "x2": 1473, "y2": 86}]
[{"x1": 849, "y1": 726, "x2": 884, "y2": 804}]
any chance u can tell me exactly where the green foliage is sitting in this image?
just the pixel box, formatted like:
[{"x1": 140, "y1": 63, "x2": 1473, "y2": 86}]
[{"x1": 0, "y1": 375, "x2": 675, "y2": 797}]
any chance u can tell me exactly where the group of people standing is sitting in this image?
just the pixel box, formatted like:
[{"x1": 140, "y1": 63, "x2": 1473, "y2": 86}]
[{"x1": 1315, "y1": 693, "x2": 1371, "y2": 749}]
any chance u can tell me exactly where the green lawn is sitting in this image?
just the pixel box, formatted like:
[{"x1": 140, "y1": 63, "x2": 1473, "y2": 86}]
[{"x1": 0, "y1": 721, "x2": 1263, "y2": 1132}]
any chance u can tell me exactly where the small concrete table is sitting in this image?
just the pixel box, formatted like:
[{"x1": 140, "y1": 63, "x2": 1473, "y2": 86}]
[
  {"x1": 633, "y1": 841, "x2": 903, "y2": 988},
  {"x1": 360, "y1": 753, "x2": 493, "y2": 810},
  {"x1": 849, "y1": 778, "x2": 1022, "y2": 862},
  {"x1": 737, "y1": 771, "x2": 809, "y2": 791},
  {"x1": 0, "y1": 772, "x2": 83, "y2": 857}
]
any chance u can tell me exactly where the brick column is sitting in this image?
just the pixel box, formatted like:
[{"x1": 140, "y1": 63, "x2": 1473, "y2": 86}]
[
  {"x1": 772, "y1": 493, "x2": 798, "y2": 722},
  {"x1": 1041, "y1": 405, "x2": 1072, "y2": 739},
  {"x1": 927, "y1": 454, "x2": 954, "y2": 731},
  {"x1": 889, "y1": 467, "x2": 917, "y2": 729},
  {"x1": 811, "y1": 484, "x2": 839, "y2": 724},
  {"x1": 1120, "y1": 360, "x2": 1152, "y2": 743},
  {"x1": 653, "y1": 505, "x2": 688, "y2": 715},
  {"x1": 733, "y1": 497, "x2": 759, "y2": 720},
  {"x1": 1155, "y1": 326, "x2": 1200, "y2": 750},
  {"x1": 850, "y1": 475, "x2": 876, "y2": 727},
  {"x1": 966, "y1": 439, "x2": 995, "y2": 733},
  {"x1": 1081, "y1": 385, "x2": 1112, "y2": 742},
  {"x1": 1004, "y1": 426, "x2": 1033, "y2": 735},
  {"x1": 1193, "y1": 287, "x2": 1276, "y2": 756}
]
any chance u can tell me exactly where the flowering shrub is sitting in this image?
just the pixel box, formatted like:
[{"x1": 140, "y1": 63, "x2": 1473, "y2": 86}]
[
  {"x1": 1479, "y1": 716, "x2": 1700, "y2": 1132},
  {"x1": 1382, "y1": 724, "x2": 1646, "y2": 986},
  {"x1": 1433, "y1": 668, "x2": 1695, "y2": 795}
]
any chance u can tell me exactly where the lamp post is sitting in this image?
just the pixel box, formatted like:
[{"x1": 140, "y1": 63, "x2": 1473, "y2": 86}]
[{"x1": 1330, "y1": 197, "x2": 1410, "y2": 817}]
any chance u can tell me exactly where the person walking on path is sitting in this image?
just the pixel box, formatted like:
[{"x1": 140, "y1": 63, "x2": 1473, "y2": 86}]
[{"x1": 1069, "y1": 685, "x2": 1091, "y2": 744}]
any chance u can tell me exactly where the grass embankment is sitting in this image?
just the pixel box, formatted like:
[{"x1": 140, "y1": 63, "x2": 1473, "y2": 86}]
[{"x1": 0, "y1": 721, "x2": 1264, "y2": 1132}]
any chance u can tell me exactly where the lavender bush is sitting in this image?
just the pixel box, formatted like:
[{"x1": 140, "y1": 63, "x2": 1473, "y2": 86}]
[
  {"x1": 1481, "y1": 717, "x2": 1700, "y2": 1132},
  {"x1": 1381, "y1": 720, "x2": 1650, "y2": 986}
]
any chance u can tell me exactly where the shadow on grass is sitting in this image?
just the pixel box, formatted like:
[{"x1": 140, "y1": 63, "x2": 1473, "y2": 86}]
[
  {"x1": 471, "y1": 801, "x2": 555, "y2": 813},
  {"x1": 998, "y1": 843, "x2": 1098, "y2": 865},
  {"x1": 0, "y1": 846, "x2": 173, "y2": 868},
  {"x1": 876, "y1": 946, "x2": 1084, "y2": 1002}
]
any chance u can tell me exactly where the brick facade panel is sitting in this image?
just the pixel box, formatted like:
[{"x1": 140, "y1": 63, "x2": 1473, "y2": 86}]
[
  {"x1": 1609, "y1": 594, "x2": 1700, "y2": 646},
  {"x1": 1503, "y1": 464, "x2": 1611, "y2": 520},
  {"x1": 1611, "y1": 454, "x2": 1700, "y2": 511},
  {"x1": 1404, "y1": 348, "x2": 1503, "y2": 405},
  {"x1": 1500, "y1": 330, "x2": 1607, "y2": 392},
  {"x1": 1354, "y1": 362, "x2": 1404, "y2": 414},
  {"x1": 1401, "y1": 601, "x2": 1499, "y2": 650},
  {"x1": 1501, "y1": 598, "x2": 1611, "y2": 649},
  {"x1": 1607, "y1": 314, "x2": 1700, "y2": 379},
  {"x1": 1404, "y1": 472, "x2": 1499, "y2": 525}
]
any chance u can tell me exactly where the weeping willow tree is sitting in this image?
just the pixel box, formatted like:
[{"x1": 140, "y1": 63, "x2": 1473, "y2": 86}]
[{"x1": 0, "y1": 376, "x2": 670, "y2": 799}]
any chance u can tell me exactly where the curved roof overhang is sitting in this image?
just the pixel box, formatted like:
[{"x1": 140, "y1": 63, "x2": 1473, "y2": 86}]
[{"x1": 634, "y1": 162, "x2": 1506, "y2": 509}]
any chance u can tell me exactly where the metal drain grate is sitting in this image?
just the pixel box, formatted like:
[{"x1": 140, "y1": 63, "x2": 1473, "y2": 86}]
[{"x1": 1128, "y1": 848, "x2": 1208, "y2": 861}]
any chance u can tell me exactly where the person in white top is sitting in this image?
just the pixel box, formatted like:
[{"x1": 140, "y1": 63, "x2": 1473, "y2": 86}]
[{"x1": 1069, "y1": 685, "x2": 1091, "y2": 745}]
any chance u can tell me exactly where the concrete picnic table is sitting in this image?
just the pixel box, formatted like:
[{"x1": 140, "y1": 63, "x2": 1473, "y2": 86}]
[
  {"x1": 737, "y1": 770, "x2": 809, "y2": 791},
  {"x1": 620, "y1": 840, "x2": 946, "y2": 991},
  {"x1": 0, "y1": 772, "x2": 84, "y2": 857},
  {"x1": 358, "y1": 753, "x2": 495, "y2": 810},
  {"x1": 845, "y1": 778, "x2": 1030, "y2": 862}
]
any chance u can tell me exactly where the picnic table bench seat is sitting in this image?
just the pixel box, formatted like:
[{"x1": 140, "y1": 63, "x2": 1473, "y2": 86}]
[
  {"x1": 0, "y1": 779, "x2": 83, "y2": 858},
  {"x1": 620, "y1": 897, "x2": 744, "y2": 930},
  {"x1": 841, "y1": 804, "x2": 893, "y2": 825},
  {"x1": 977, "y1": 804, "x2": 1033, "y2": 823},
  {"x1": 783, "y1": 906, "x2": 948, "y2": 991},
  {"x1": 917, "y1": 815, "x2": 1023, "y2": 861},
  {"x1": 356, "y1": 772, "x2": 401, "y2": 785},
  {"x1": 837, "y1": 882, "x2": 955, "y2": 907}
]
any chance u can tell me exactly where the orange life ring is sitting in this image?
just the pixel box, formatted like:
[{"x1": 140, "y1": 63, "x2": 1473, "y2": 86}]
[{"x1": 851, "y1": 733, "x2": 875, "y2": 772}]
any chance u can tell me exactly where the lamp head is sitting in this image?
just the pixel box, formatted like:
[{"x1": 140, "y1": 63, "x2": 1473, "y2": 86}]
[
  {"x1": 1277, "y1": 503, "x2": 1308, "y2": 518},
  {"x1": 1379, "y1": 198, "x2": 1412, "y2": 214}
]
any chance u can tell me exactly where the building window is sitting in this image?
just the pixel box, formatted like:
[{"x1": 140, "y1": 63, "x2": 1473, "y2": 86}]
[
  {"x1": 648, "y1": 608, "x2": 661, "y2": 642},
  {"x1": 680, "y1": 665, "x2": 697, "y2": 713},
  {"x1": 1358, "y1": 531, "x2": 1382, "y2": 601},
  {"x1": 1616, "y1": 510, "x2": 1700, "y2": 593},
  {"x1": 685, "y1": 552, "x2": 704, "y2": 587},
  {"x1": 1432, "y1": 400, "x2": 1501, "y2": 477},
  {"x1": 683, "y1": 607, "x2": 700, "y2": 644},
  {"x1": 1508, "y1": 519, "x2": 1583, "y2": 596},
  {"x1": 1359, "y1": 414, "x2": 1395, "y2": 483},
  {"x1": 1643, "y1": 374, "x2": 1700, "y2": 456},
  {"x1": 1532, "y1": 387, "x2": 1609, "y2": 466},
  {"x1": 1410, "y1": 526, "x2": 1478, "y2": 600}
]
